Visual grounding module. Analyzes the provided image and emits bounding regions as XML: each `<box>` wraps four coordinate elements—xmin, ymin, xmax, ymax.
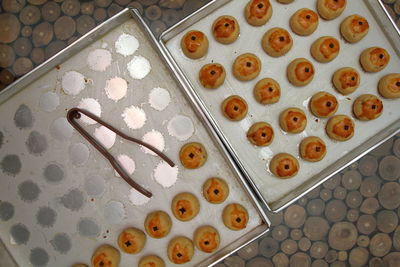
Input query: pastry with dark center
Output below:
<box><xmin>300</xmin><ymin>136</ymin><xmax>327</xmax><ymax>162</ymax></box>
<box><xmin>179</xmin><ymin>142</ymin><xmax>208</xmax><ymax>169</ymax></box>
<box><xmin>247</xmin><ymin>122</ymin><xmax>274</xmax><ymax>146</ymax></box>
<box><xmin>138</xmin><ymin>255</ymin><xmax>165</xmax><ymax>267</ymax></box>
<box><xmin>290</xmin><ymin>8</ymin><xmax>319</xmax><ymax>36</ymax></box>
<box><xmin>193</xmin><ymin>226</ymin><xmax>220</xmax><ymax>253</ymax></box>
<box><xmin>253</xmin><ymin>78</ymin><xmax>281</xmax><ymax>104</ymax></box>
<box><xmin>326</xmin><ymin>115</ymin><xmax>355</xmax><ymax>141</ymax></box>
<box><xmin>117</xmin><ymin>227</ymin><xmax>146</xmax><ymax>254</ymax></box>
<box><xmin>360</xmin><ymin>47</ymin><xmax>390</xmax><ymax>72</ymax></box>
<box><xmin>181</xmin><ymin>30</ymin><xmax>209</xmax><ymax>59</ymax></box>
<box><xmin>233</xmin><ymin>53</ymin><xmax>261</xmax><ymax>81</ymax></box>
<box><xmin>144</xmin><ymin>211</ymin><xmax>172</xmax><ymax>239</ymax></box>
<box><xmin>317</xmin><ymin>0</ymin><xmax>347</xmax><ymax>20</ymax></box>
<box><xmin>340</xmin><ymin>14</ymin><xmax>369</xmax><ymax>43</ymax></box>
<box><xmin>332</xmin><ymin>67</ymin><xmax>360</xmax><ymax>95</ymax></box>
<box><xmin>353</xmin><ymin>94</ymin><xmax>383</xmax><ymax>121</ymax></box>
<box><xmin>378</xmin><ymin>73</ymin><xmax>400</xmax><ymax>99</ymax></box>
<box><xmin>269</xmin><ymin>153</ymin><xmax>299</xmax><ymax>178</ymax></box>
<box><xmin>279</xmin><ymin>107</ymin><xmax>307</xmax><ymax>133</ymax></box>
<box><xmin>198</xmin><ymin>63</ymin><xmax>226</xmax><ymax>89</ymax></box>
<box><xmin>287</xmin><ymin>58</ymin><xmax>315</xmax><ymax>86</ymax></box>
<box><xmin>203</xmin><ymin>177</ymin><xmax>229</xmax><ymax>204</ymax></box>
<box><xmin>167</xmin><ymin>236</ymin><xmax>194</xmax><ymax>264</ymax></box>
<box><xmin>91</xmin><ymin>244</ymin><xmax>120</xmax><ymax>267</ymax></box>
<box><xmin>171</xmin><ymin>192</ymin><xmax>200</xmax><ymax>221</ymax></box>
<box><xmin>221</xmin><ymin>95</ymin><xmax>248</xmax><ymax>121</ymax></box>
<box><xmin>262</xmin><ymin>27</ymin><xmax>293</xmax><ymax>57</ymax></box>
<box><xmin>212</xmin><ymin>15</ymin><xmax>240</xmax><ymax>44</ymax></box>
<box><xmin>311</xmin><ymin>36</ymin><xmax>340</xmax><ymax>63</ymax></box>
<box><xmin>222</xmin><ymin>203</ymin><xmax>249</xmax><ymax>230</ymax></box>
<box><xmin>245</xmin><ymin>0</ymin><xmax>273</xmax><ymax>26</ymax></box>
<box><xmin>310</xmin><ymin>91</ymin><xmax>339</xmax><ymax>118</ymax></box>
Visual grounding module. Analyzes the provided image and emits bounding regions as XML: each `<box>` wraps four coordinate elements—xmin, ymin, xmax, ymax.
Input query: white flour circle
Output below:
<box><xmin>128</xmin><ymin>188</ymin><xmax>151</xmax><ymax>206</ymax></box>
<box><xmin>141</xmin><ymin>130</ymin><xmax>165</xmax><ymax>156</ymax></box>
<box><xmin>77</xmin><ymin>98</ymin><xmax>102</xmax><ymax>125</ymax></box>
<box><xmin>87</xmin><ymin>49</ymin><xmax>112</xmax><ymax>72</ymax></box>
<box><xmin>122</xmin><ymin>106</ymin><xmax>146</xmax><ymax>130</ymax></box>
<box><xmin>127</xmin><ymin>56</ymin><xmax>151</xmax><ymax>79</ymax></box>
<box><xmin>167</xmin><ymin>115</ymin><xmax>194</xmax><ymax>141</ymax></box>
<box><xmin>62</xmin><ymin>71</ymin><xmax>85</xmax><ymax>96</ymax></box>
<box><xmin>115</xmin><ymin>33</ymin><xmax>139</xmax><ymax>56</ymax></box>
<box><xmin>149</xmin><ymin>87</ymin><xmax>171</xmax><ymax>111</ymax></box>
<box><xmin>93</xmin><ymin>126</ymin><xmax>116</xmax><ymax>149</ymax></box>
<box><xmin>104</xmin><ymin>77</ymin><xmax>127</xmax><ymax>102</ymax></box>
<box><xmin>115</xmin><ymin>154</ymin><xmax>135</xmax><ymax>177</ymax></box>
<box><xmin>153</xmin><ymin>161</ymin><xmax>178</xmax><ymax>188</ymax></box>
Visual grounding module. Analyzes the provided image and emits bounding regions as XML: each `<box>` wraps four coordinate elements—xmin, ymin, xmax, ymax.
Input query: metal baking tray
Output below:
<box><xmin>0</xmin><ymin>9</ymin><xmax>269</xmax><ymax>267</ymax></box>
<box><xmin>159</xmin><ymin>0</ymin><xmax>400</xmax><ymax>212</ymax></box>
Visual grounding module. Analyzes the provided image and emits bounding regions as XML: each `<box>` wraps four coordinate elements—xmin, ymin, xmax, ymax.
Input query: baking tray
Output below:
<box><xmin>0</xmin><ymin>9</ymin><xmax>269</xmax><ymax>267</ymax></box>
<box><xmin>159</xmin><ymin>0</ymin><xmax>400</xmax><ymax>212</ymax></box>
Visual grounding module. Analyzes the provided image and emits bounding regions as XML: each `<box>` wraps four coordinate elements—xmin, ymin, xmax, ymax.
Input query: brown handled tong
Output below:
<box><xmin>67</xmin><ymin>107</ymin><xmax>175</xmax><ymax>198</ymax></box>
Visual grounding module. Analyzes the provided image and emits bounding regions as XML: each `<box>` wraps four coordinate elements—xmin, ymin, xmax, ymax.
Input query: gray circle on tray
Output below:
<box><xmin>18</xmin><ymin>180</ymin><xmax>41</xmax><ymax>202</ymax></box>
<box><xmin>60</xmin><ymin>188</ymin><xmax>85</xmax><ymax>211</ymax></box>
<box><xmin>29</xmin><ymin>247</ymin><xmax>49</xmax><ymax>266</ymax></box>
<box><xmin>43</xmin><ymin>162</ymin><xmax>65</xmax><ymax>184</ymax></box>
<box><xmin>36</xmin><ymin>207</ymin><xmax>57</xmax><ymax>228</ymax></box>
<box><xmin>50</xmin><ymin>233</ymin><xmax>72</xmax><ymax>254</ymax></box>
<box><xmin>0</xmin><ymin>201</ymin><xmax>14</xmax><ymax>221</ymax></box>
<box><xmin>14</xmin><ymin>104</ymin><xmax>33</xmax><ymax>129</ymax></box>
<box><xmin>26</xmin><ymin>131</ymin><xmax>48</xmax><ymax>155</ymax></box>
<box><xmin>77</xmin><ymin>217</ymin><xmax>101</xmax><ymax>237</ymax></box>
<box><xmin>10</xmin><ymin>223</ymin><xmax>30</xmax><ymax>245</ymax></box>
<box><xmin>1</xmin><ymin>154</ymin><xmax>21</xmax><ymax>176</ymax></box>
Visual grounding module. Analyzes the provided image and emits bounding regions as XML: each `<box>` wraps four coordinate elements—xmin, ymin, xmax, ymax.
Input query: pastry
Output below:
<box><xmin>179</xmin><ymin>142</ymin><xmax>207</xmax><ymax>169</ymax></box>
<box><xmin>171</xmin><ymin>192</ymin><xmax>200</xmax><ymax>221</ymax></box>
<box><xmin>309</xmin><ymin>91</ymin><xmax>339</xmax><ymax>118</ymax></box>
<box><xmin>287</xmin><ymin>58</ymin><xmax>315</xmax><ymax>86</ymax></box>
<box><xmin>360</xmin><ymin>47</ymin><xmax>390</xmax><ymax>72</ymax></box>
<box><xmin>326</xmin><ymin>115</ymin><xmax>355</xmax><ymax>141</ymax></box>
<box><xmin>300</xmin><ymin>136</ymin><xmax>327</xmax><ymax>162</ymax></box>
<box><xmin>279</xmin><ymin>108</ymin><xmax>307</xmax><ymax>133</ymax></box>
<box><xmin>91</xmin><ymin>245</ymin><xmax>120</xmax><ymax>267</ymax></box>
<box><xmin>378</xmin><ymin>73</ymin><xmax>400</xmax><ymax>99</ymax></box>
<box><xmin>262</xmin><ymin>27</ymin><xmax>293</xmax><ymax>57</ymax></box>
<box><xmin>117</xmin><ymin>227</ymin><xmax>146</xmax><ymax>254</ymax></box>
<box><xmin>199</xmin><ymin>63</ymin><xmax>226</xmax><ymax>89</ymax></box>
<box><xmin>246</xmin><ymin>122</ymin><xmax>274</xmax><ymax>146</ymax></box>
<box><xmin>253</xmin><ymin>78</ymin><xmax>281</xmax><ymax>104</ymax></box>
<box><xmin>144</xmin><ymin>211</ymin><xmax>172</xmax><ymax>239</ymax></box>
<box><xmin>311</xmin><ymin>36</ymin><xmax>340</xmax><ymax>63</ymax></box>
<box><xmin>138</xmin><ymin>255</ymin><xmax>165</xmax><ymax>267</ymax></box>
<box><xmin>193</xmin><ymin>226</ymin><xmax>220</xmax><ymax>253</ymax></box>
<box><xmin>245</xmin><ymin>0</ymin><xmax>273</xmax><ymax>26</ymax></box>
<box><xmin>181</xmin><ymin>30</ymin><xmax>209</xmax><ymax>59</ymax></box>
<box><xmin>290</xmin><ymin>8</ymin><xmax>319</xmax><ymax>36</ymax></box>
<box><xmin>317</xmin><ymin>0</ymin><xmax>347</xmax><ymax>20</ymax></box>
<box><xmin>167</xmin><ymin>236</ymin><xmax>194</xmax><ymax>264</ymax></box>
<box><xmin>332</xmin><ymin>67</ymin><xmax>360</xmax><ymax>95</ymax></box>
<box><xmin>353</xmin><ymin>94</ymin><xmax>383</xmax><ymax>121</ymax></box>
<box><xmin>277</xmin><ymin>0</ymin><xmax>294</xmax><ymax>3</ymax></box>
<box><xmin>269</xmin><ymin>153</ymin><xmax>299</xmax><ymax>178</ymax></box>
<box><xmin>212</xmin><ymin>15</ymin><xmax>240</xmax><ymax>44</ymax></box>
<box><xmin>221</xmin><ymin>95</ymin><xmax>248</xmax><ymax>121</ymax></box>
<box><xmin>340</xmin><ymin>15</ymin><xmax>369</xmax><ymax>43</ymax></box>
<box><xmin>203</xmin><ymin>177</ymin><xmax>229</xmax><ymax>204</ymax></box>
<box><xmin>233</xmin><ymin>53</ymin><xmax>261</xmax><ymax>81</ymax></box>
<box><xmin>222</xmin><ymin>203</ymin><xmax>249</xmax><ymax>230</ymax></box>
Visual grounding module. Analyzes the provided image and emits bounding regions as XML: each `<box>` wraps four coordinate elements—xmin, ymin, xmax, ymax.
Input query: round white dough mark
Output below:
<box><xmin>77</xmin><ymin>98</ymin><xmax>102</xmax><ymax>125</ymax></box>
<box><xmin>129</xmin><ymin>188</ymin><xmax>151</xmax><ymax>206</ymax></box>
<box><xmin>104</xmin><ymin>77</ymin><xmax>127</xmax><ymax>102</ymax></box>
<box><xmin>104</xmin><ymin>201</ymin><xmax>126</xmax><ymax>224</ymax></box>
<box><xmin>122</xmin><ymin>105</ymin><xmax>146</xmax><ymax>130</ymax></box>
<box><xmin>39</xmin><ymin>92</ymin><xmax>59</xmax><ymax>112</ymax></box>
<box><xmin>93</xmin><ymin>126</ymin><xmax>116</xmax><ymax>149</ymax></box>
<box><xmin>50</xmin><ymin>117</ymin><xmax>74</xmax><ymax>141</ymax></box>
<box><xmin>84</xmin><ymin>174</ymin><xmax>105</xmax><ymax>196</ymax></box>
<box><xmin>115</xmin><ymin>33</ymin><xmax>139</xmax><ymax>57</ymax></box>
<box><xmin>167</xmin><ymin>115</ymin><xmax>195</xmax><ymax>141</ymax></box>
<box><xmin>62</xmin><ymin>71</ymin><xmax>86</xmax><ymax>96</ymax></box>
<box><xmin>115</xmin><ymin>154</ymin><xmax>135</xmax><ymax>177</ymax></box>
<box><xmin>141</xmin><ymin>130</ymin><xmax>165</xmax><ymax>156</ymax></box>
<box><xmin>127</xmin><ymin>55</ymin><xmax>151</xmax><ymax>79</ymax></box>
<box><xmin>149</xmin><ymin>87</ymin><xmax>171</xmax><ymax>111</ymax></box>
<box><xmin>69</xmin><ymin>143</ymin><xmax>90</xmax><ymax>166</ymax></box>
<box><xmin>153</xmin><ymin>161</ymin><xmax>178</xmax><ymax>188</ymax></box>
<box><xmin>87</xmin><ymin>49</ymin><xmax>112</xmax><ymax>72</ymax></box>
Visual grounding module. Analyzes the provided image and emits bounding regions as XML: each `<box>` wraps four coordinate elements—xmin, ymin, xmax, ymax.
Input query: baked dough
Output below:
<box><xmin>290</xmin><ymin>8</ymin><xmax>319</xmax><ymax>36</ymax></box>
<box><xmin>360</xmin><ymin>47</ymin><xmax>390</xmax><ymax>72</ymax></box>
<box><xmin>171</xmin><ymin>192</ymin><xmax>200</xmax><ymax>221</ymax></box>
<box><xmin>340</xmin><ymin>14</ymin><xmax>369</xmax><ymax>43</ymax></box>
<box><xmin>138</xmin><ymin>255</ymin><xmax>165</xmax><ymax>267</ymax></box>
<box><xmin>91</xmin><ymin>245</ymin><xmax>120</xmax><ymax>267</ymax></box>
<box><xmin>269</xmin><ymin>153</ymin><xmax>299</xmax><ymax>178</ymax></box>
<box><xmin>117</xmin><ymin>227</ymin><xmax>146</xmax><ymax>254</ymax></box>
<box><xmin>309</xmin><ymin>91</ymin><xmax>339</xmax><ymax>118</ymax></box>
<box><xmin>246</xmin><ymin>122</ymin><xmax>274</xmax><ymax>146</ymax></box>
<box><xmin>332</xmin><ymin>67</ymin><xmax>360</xmax><ymax>95</ymax></box>
<box><xmin>212</xmin><ymin>15</ymin><xmax>240</xmax><ymax>44</ymax></box>
<box><xmin>144</xmin><ymin>211</ymin><xmax>172</xmax><ymax>239</ymax></box>
<box><xmin>221</xmin><ymin>95</ymin><xmax>248</xmax><ymax>121</ymax></box>
<box><xmin>222</xmin><ymin>203</ymin><xmax>249</xmax><ymax>230</ymax></box>
<box><xmin>203</xmin><ymin>177</ymin><xmax>229</xmax><ymax>204</ymax></box>
<box><xmin>311</xmin><ymin>36</ymin><xmax>340</xmax><ymax>63</ymax></box>
<box><xmin>245</xmin><ymin>0</ymin><xmax>273</xmax><ymax>26</ymax></box>
<box><xmin>167</xmin><ymin>237</ymin><xmax>194</xmax><ymax>264</ymax></box>
<box><xmin>317</xmin><ymin>0</ymin><xmax>347</xmax><ymax>20</ymax></box>
<box><xmin>253</xmin><ymin>78</ymin><xmax>281</xmax><ymax>104</ymax></box>
<box><xmin>199</xmin><ymin>63</ymin><xmax>226</xmax><ymax>89</ymax></box>
<box><xmin>300</xmin><ymin>136</ymin><xmax>327</xmax><ymax>162</ymax></box>
<box><xmin>326</xmin><ymin>115</ymin><xmax>355</xmax><ymax>141</ymax></box>
<box><xmin>378</xmin><ymin>73</ymin><xmax>400</xmax><ymax>99</ymax></box>
<box><xmin>287</xmin><ymin>58</ymin><xmax>315</xmax><ymax>86</ymax></box>
<box><xmin>179</xmin><ymin>142</ymin><xmax>207</xmax><ymax>169</ymax></box>
<box><xmin>262</xmin><ymin>27</ymin><xmax>293</xmax><ymax>57</ymax></box>
<box><xmin>193</xmin><ymin>226</ymin><xmax>220</xmax><ymax>253</ymax></box>
<box><xmin>353</xmin><ymin>94</ymin><xmax>383</xmax><ymax>121</ymax></box>
<box><xmin>279</xmin><ymin>107</ymin><xmax>307</xmax><ymax>133</ymax></box>
<box><xmin>233</xmin><ymin>53</ymin><xmax>261</xmax><ymax>81</ymax></box>
<box><xmin>181</xmin><ymin>30</ymin><xmax>209</xmax><ymax>59</ymax></box>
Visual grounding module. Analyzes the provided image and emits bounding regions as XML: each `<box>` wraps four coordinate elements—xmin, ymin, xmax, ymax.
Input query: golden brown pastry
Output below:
<box><xmin>340</xmin><ymin>15</ymin><xmax>369</xmax><ymax>43</ymax></box>
<box><xmin>167</xmin><ymin>237</ymin><xmax>194</xmax><ymax>264</ymax></box>
<box><xmin>378</xmin><ymin>73</ymin><xmax>400</xmax><ymax>99</ymax></box>
<box><xmin>180</xmin><ymin>30</ymin><xmax>209</xmax><ymax>59</ymax></box>
<box><xmin>332</xmin><ymin>67</ymin><xmax>360</xmax><ymax>95</ymax></box>
<box><xmin>233</xmin><ymin>53</ymin><xmax>261</xmax><ymax>81</ymax></box>
<box><xmin>144</xmin><ymin>211</ymin><xmax>172</xmax><ymax>239</ymax></box>
<box><xmin>309</xmin><ymin>91</ymin><xmax>339</xmax><ymax>118</ymax></box>
<box><xmin>326</xmin><ymin>115</ymin><xmax>355</xmax><ymax>141</ymax></box>
<box><xmin>262</xmin><ymin>27</ymin><xmax>293</xmax><ymax>57</ymax></box>
<box><xmin>317</xmin><ymin>0</ymin><xmax>347</xmax><ymax>20</ymax></box>
<box><xmin>353</xmin><ymin>94</ymin><xmax>383</xmax><ymax>121</ymax></box>
<box><xmin>245</xmin><ymin>0</ymin><xmax>273</xmax><ymax>26</ymax></box>
<box><xmin>360</xmin><ymin>47</ymin><xmax>390</xmax><ymax>73</ymax></box>
<box><xmin>269</xmin><ymin>153</ymin><xmax>299</xmax><ymax>178</ymax></box>
<box><xmin>290</xmin><ymin>8</ymin><xmax>319</xmax><ymax>36</ymax></box>
<box><xmin>199</xmin><ymin>63</ymin><xmax>226</xmax><ymax>89</ymax></box>
<box><xmin>212</xmin><ymin>15</ymin><xmax>240</xmax><ymax>44</ymax></box>
<box><xmin>138</xmin><ymin>255</ymin><xmax>165</xmax><ymax>267</ymax></box>
<box><xmin>171</xmin><ymin>192</ymin><xmax>200</xmax><ymax>221</ymax></box>
<box><xmin>246</xmin><ymin>122</ymin><xmax>274</xmax><ymax>146</ymax></box>
<box><xmin>193</xmin><ymin>226</ymin><xmax>220</xmax><ymax>253</ymax></box>
<box><xmin>300</xmin><ymin>136</ymin><xmax>327</xmax><ymax>162</ymax></box>
<box><xmin>221</xmin><ymin>95</ymin><xmax>248</xmax><ymax>121</ymax></box>
<box><xmin>203</xmin><ymin>177</ymin><xmax>229</xmax><ymax>204</ymax></box>
<box><xmin>287</xmin><ymin>58</ymin><xmax>315</xmax><ymax>86</ymax></box>
<box><xmin>253</xmin><ymin>78</ymin><xmax>281</xmax><ymax>104</ymax></box>
<box><xmin>91</xmin><ymin>245</ymin><xmax>120</xmax><ymax>267</ymax></box>
<box><xmin>117</xmin><ymin>227</ymin><xmax>146</xmax><ymax>254</ymax></box>
<box><xmin>279</xmin><ymin>108</ymin><xmax>307</xmax><ymax>133</ymax></box>
<box><xmin>311</xmin><ymin>36</ymin><xmax>340</xmax><ymax>63</ymax></box>
<box><xmin>179</xmin><ymin>142</ymin><xmax>207</xmax><ymax>169</ymax></box>
<box><xmin>222</xmin><ymin>203</ymin><xmax>249</xmax><ymax>230</ymax></box>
